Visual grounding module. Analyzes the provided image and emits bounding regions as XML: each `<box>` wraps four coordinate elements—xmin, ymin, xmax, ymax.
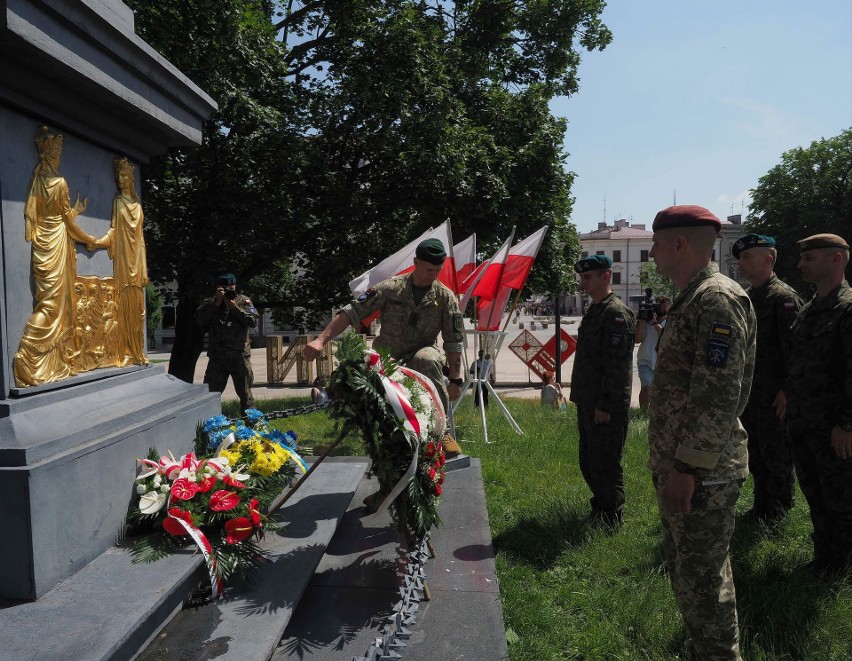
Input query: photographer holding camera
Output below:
<box><xmin>635</xmin><ymin>289</ymin><xmax>672</xmax><ymax>411</ymax></box>
<box><xmin>196</xmin><ymin>273</ymin><xmax>259</xmax><ymax>413</ymax></box>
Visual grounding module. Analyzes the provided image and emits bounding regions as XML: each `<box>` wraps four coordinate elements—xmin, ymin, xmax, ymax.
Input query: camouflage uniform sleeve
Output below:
<box><xmin>597</xmin><ymin>305</ymin><xmax>635</xmax><ymax>413</ymax></box>
<box><xmin>342</xmin><ymin>285</ymin><xmax>388</xmax><ymax>328</ymax></box>
<box><xmin>195</xmin><ymin>299</ymin><xmax>218</xmax><ymax>326</ymax></box>
<box><xmin>776</xmin><ymin>288</ymin><xmax>803</xmax><ymax>377</ymax></box>
<box><xmin>440</xmin><ymin>289</ymin><xmax>464</xmax><ymax>354</ymax></box>
<box><xmin>234</xmin><ymin>296</ymin><xmax>258</xmax><ymax>328</ymax></box>
<box><xmin>673</xmin><ymin>290</ymin><xmax>755</xmax><ymax>469</ymax></box>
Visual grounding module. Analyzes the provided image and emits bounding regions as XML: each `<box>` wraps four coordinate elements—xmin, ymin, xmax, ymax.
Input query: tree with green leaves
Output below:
<box><xmin>639</xmin><ymin>261</ymin><xmax>677</xmax><ymax>298</ymax></box>
<box><xmin>747</xmin><ymin>129</ymin><xmax>852</xmax><ymax>292</ymax></box>
<box><xmin>128</xmin><ymin>0</ymin><xmax>611</xmax><ymax>380</ymax></box>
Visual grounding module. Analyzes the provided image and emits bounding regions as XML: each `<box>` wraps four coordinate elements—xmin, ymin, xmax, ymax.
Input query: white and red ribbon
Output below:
<box><xmin>364</xmin><ymin>351</ymin><xmax>421</xmax><ymax>437</ymax></box>
<box><xmin>167</xmin><ymin>500</ymin><xmax>223</xmax><ymax>600</ymax></box>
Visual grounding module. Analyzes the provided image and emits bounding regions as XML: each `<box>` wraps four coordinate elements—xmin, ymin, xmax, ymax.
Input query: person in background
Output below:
<box><xmin>733</xmin><ymin>233</ymin><xmax>803</xmax><ymax>524</ymax></box>
<box><xmin>569</xmin><ymin>254</ymin><xmax>635</xmax><ymax>530</ymax></box>
<box><xmin>634</xmin><ymin>294</ymin><xmax>672</xmax><ymax>411</ymax></box>
<box><xmin>470</xmin><ymin>349</ymin><xmax>490</xmax><ymax>408</ymax></box>
<box><xmin>540</xmin><ymin>370</ymin><xmax>563</xmax><ymax>408</ymax></box>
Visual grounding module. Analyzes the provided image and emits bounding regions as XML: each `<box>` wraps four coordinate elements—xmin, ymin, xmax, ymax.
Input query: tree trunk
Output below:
<box><xmin>167</xmin><ymin>287</ymin><xmax>205</xmax><ymax>383</ymax></box>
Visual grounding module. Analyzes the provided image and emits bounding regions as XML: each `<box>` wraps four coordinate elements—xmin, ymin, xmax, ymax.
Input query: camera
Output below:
<box><xmin>638</xmin><ymin>288</ymin><xmax>664</xmax><ymax>322</ymax></box>
<box><xmin>224</xmin><ymin>288</ymin><xmax>237</xmax><ymax>301</ymax></box>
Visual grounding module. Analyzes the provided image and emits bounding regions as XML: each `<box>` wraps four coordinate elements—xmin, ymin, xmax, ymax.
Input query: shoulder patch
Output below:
<box><xmin>783</xmin><ymin>300</ymin><xmax>796</xmax><ymax>311</ymax></box>
<box><xmin>610</xmin><ymin>332</ymin><xmax>624</xmax><ymax>348</ymax></box>
<box><xmin>613</xmin><ymin>314</ymin><xmax>625</xmax><ymax>325</ymax></box>
<box><xmin>710</xmin><ymin>322</ymin><xmax>732</xmax><ymax>338</ymax></box>
<box><xmin>357</xmin><ymin>288</ymin><xmax>377</xmax><ymax>303</ymax></box>
<box><xmin>706</xmin><ymin>339</ymin><xmax>730</xmax><ymax>367</ymax></box>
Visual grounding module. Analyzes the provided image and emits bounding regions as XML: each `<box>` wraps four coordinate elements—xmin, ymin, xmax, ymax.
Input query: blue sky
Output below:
<box><xmin>552</xmin><ymin>1</ymin><xmax>852</xmax><ymax>233</ymax></box>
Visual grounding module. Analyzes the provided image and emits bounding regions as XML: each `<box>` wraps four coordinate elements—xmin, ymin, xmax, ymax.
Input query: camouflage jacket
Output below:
<box><xmin>196</xmin><ymin>293</ymin><xmax>258</xmax><ymax>358</ymax></box>
<box><xmin>785</xmin><ymin>280</ymin><xmax>852</xmax><ymax>431</ymax></box>
<box><xmin>746</xmin><ymin>274</ymin><xmax>803</xmax><ymax>404</ymax></box>
<box><xmin>649</xmin><ymin>264</ymin><xmax>756</xmax><ymax>483</ymax></box>
<box><xmin>343</xmin><ymin>274</ymin><xmax>464</xmax><ymax>361</ymax></box>
<box><xmin>569</xmin><ymin>292</ymin><xmax>635</xmax><ymax>414</ymax></box>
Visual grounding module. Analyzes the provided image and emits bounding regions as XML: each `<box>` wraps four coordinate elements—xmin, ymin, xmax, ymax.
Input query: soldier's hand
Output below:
<box><xmin>830</xmin><ymin>425</ymin><xmax>852</xmax><ymax>459</ymax></box>
<box><xmin>304</xmin><ymin>338</ymin><xmax>324</xmax><ymax>361</ymax></box>
<box><xmin>448</xmin><ymin>382</ymin><xmax>461</xmax><ymax>401</ymax></box>
<box><xmin>214</xmin><ymin>287</ymin><xmax>225</xmax><ymax>304</ymax></box>
<box><xmin>773</xmin><ymin>389</ymin><xmax>787</xmax><ymax>420</ymax></box>
<box><xmin>594</xmin><ymin>408</ymin><xmax>610</xmax><ymax>425</ymax></box>
<box><xmin>662</xmin><ymin>470</ymin><xmax>694</xmax><ymax>513</ymax></box>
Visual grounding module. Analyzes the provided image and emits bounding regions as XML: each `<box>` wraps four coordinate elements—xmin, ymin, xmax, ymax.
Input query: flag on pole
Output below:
<box><xmin>471</xmin><ymin>229</ymin><xmax>515</xmax><ymax>301</ymax></box>
<box><xmin>452</xmin><ymin>234</ymin><xmax>476</xmax><ymax>293</ymax></box>
<box><xmin>476</xmin><ymin>226</ymin><xmax>548</xmax><ymax>331</ymax></box>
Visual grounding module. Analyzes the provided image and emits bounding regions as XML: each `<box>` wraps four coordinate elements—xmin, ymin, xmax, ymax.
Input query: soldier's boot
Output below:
<box><xmin>442</xmin><ymin>432</ymin><xmax>462</xmax><ymax>458</ymax></box>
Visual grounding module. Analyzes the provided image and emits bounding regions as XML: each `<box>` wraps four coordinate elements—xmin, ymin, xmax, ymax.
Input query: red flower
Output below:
<box><xmin>209</xmin><ymin>490</ymin><xmax>240</xmax><ymax>512</ymax></box>
<box><xmin>196</xmin><ymin>475</ymin><xmax>217</xmax><ymax>493</ymax></box>
<box><xmin>248</xmin><ymin>498</ymin><xmax>262</xmax><ymax>527</ymax></box>
<box><xmin>429</xmin><ymin>466</ymin><xmax>437</xmax><ymax>481</ymax></box>
<box><xmin>438</xmin><ymin>472</ymin><xmax>445</xmax><ymax>484</ymax></box>
<box><xmin>162</xmin><ymin>508</ymin><xmax>193</xmax><ymax>536</ymax></box>
<box><xmin>426</xmin><ymin>442</ymin><xmax>436</xmax><ymax>457</ymax></box>
<box><xmin>224</xmin><ymin>517</ymin><xmax>253</xmax><ymax>544</ymax></box>
<box><xmin>223</xmin><ymin>475</ymin><xmax>245</xmax><ymax>489</ymax></box>
<box><xmin>434</xmin><ymin>484</ymin><xmax>442</xmax><ymax>496</ymax></box>
<box><xmin>171</xmin><ymin>477</ymin><xmax>199</xmax><ymax>500</ymax></box>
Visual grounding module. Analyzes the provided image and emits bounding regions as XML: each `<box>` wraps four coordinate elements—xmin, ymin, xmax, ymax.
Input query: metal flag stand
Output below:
<box><xmin>451</xmin><ymin>329</ymin><xmax>523</xmax><ymax>443</ymax></box>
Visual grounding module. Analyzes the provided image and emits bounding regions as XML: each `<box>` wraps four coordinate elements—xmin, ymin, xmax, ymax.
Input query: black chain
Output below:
<box><xmin>230</xmin><ymin>401</ymin><xmax>332</xmax><ymax>425</ymax></box>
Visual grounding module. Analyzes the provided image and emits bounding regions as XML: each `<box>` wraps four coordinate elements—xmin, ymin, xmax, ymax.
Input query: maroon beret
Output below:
<box><xmin>652</xmin><ymin>205</ymin><xmax>722</xmax><ymax>232</ymax></box>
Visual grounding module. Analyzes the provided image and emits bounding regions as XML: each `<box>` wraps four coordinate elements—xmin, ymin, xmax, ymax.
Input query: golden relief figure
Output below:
<box><xmin>92</xmin><ymin>157</ymin><xmax>148</xmax><ymax>366</ymax></box>
<box><xmin>13</xmin><ymin>126</ymin><xmax>96</xmax><ymax>386</ymax></box>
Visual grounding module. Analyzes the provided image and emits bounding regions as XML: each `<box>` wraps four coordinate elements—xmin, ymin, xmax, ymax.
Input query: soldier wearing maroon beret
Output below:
<box><xmin>648</xmin><ymin>205</ymin><xmax>756</xmax><ymax>660</ymax></box>
<box><xmin>781</xmin><ymin>232</ymin><xmax>852</xmax><ymax>577</ymax></box>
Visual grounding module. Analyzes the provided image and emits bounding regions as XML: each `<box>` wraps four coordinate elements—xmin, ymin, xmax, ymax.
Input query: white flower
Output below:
<box><xmin>139</xmin><ymin>491</ymin><xmax>167</xmax><ymax>514</ymax></box>
<box><xmin>136</xmin><ymin>483</ymin><xmax>147</xmax><ymax>495</ymax></box>
<box><xmin>160</xmin><ymin>484</ymin><xmax>170</xmax><ymax>494</ymax></box>
<box><xmin>153</xmin><ymin>475</ymin><xmax>162</xmax><ymax>487</ymax></box>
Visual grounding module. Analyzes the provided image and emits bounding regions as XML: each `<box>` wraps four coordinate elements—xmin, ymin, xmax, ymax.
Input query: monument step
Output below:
<box><xmin>0</xmin><ymin>457</ymin><xmax>369</xmax><ymax>661</ymax></box>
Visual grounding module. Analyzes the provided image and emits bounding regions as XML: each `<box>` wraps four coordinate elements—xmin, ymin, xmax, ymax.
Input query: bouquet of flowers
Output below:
<box><xmin>328</xmin><ymin>332</ymin><xmax>447</xmax><ymax>542</ymax></box>
<box><xmin>125</xmin><ymin>410</ymin><xmax>305</xmax><ymax>597</ymax></box>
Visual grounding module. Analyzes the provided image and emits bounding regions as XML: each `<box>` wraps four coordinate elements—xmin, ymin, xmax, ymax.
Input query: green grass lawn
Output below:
<box><xmin>236</xmin><ymin>396</ymin><xmax>852</xmax><ymax>660</ymax></box>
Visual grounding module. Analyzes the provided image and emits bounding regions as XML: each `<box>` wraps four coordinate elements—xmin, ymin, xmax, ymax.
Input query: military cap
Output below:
<box><xmin>652</xmin><ymin>205</ymin><xmax>722</xmax><ymax>232</ymax></box>
<box><xmin>574</xmin><ymin>254</ymin><xmax>613</xmax><ymax>273</ymax></box>
<box><xmin>797</xmin><ymin>233</ymin><xmax>850</xmax><ymax>252</ymax></box>
<box><xmin>216</xmin><ymin>273</ymin><xmax>237</xmax><ymax>285</ymax></box>
<box><xmin>415</xmin><ymin>238</ymin><xmax>447</xmax><ymax>264</ymax></box>
<box><xmin>732</xmin><ymin>233</ymin><xmax>776</xmax><ymax>258</ymax></box>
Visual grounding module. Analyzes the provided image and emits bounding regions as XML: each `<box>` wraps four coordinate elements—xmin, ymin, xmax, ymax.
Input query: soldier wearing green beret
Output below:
<box><xmin>781</xmin><ymin>233</ymin><xmax>852</xmax><ymax>576</ymax></box>
<box><xmin>733</xmin><ymin>233</ymin><xmax>803</xmax><ymax>523</ymax></box>
<box><xmin>569</xmin><ymin>254</ymin><xmax>635</xmax><ymax>529</ymax></box>
<box><xmin>649</xmin><ymin>205</ymin><xmax>756</xmax><ymax>661</ymax></box>
<box><xmin>196</xmin><ymin>273</ymin><xmax>259</xmax><ymax>413</ymax></box>
<box><xmin>305</xmin><ymin>239</ymin><xmax>465</xmax><ymax>455</ymax></box>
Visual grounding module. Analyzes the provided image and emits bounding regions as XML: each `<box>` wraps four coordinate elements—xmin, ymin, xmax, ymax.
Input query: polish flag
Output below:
<box><xmin>471</xmin><ymin>230</ymin><xmax>514</xmax><ymax>301</ymax></box>
<box><xmin>452</xmin><ymin>234</ymin><xmax>476</xmax><ymax>294</ymax></box>
<box><xmin>476</xmin><ymin>227</ymin><xmax>548</xmax><ymax>331</ymax></box>
<box><xmin>349</xmin><ymin>220</ymin><xmax>454</xmax><ymax>294</ymax></box>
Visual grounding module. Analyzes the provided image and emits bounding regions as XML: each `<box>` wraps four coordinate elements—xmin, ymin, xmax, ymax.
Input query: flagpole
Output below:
<box><xmin>501</xmin><ymin>289</ymin><xmax>524</xmax><ymax>332</ymax></box>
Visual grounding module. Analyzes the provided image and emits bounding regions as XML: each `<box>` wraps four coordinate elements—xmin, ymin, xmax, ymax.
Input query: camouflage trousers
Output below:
<box><xmin>403</xmin><ymin>346</ymin><xmax>449</xmax><ymax>412</ymax></box>
<box><xmin>656</xmin><ymin>477</ymin><xmax>743</xmax><ymax>661</ymax></box>
<box><xmin>576</xmin><ymin>406</ymin><xmax>628</xmax><ymax>516</ymax></box>
<box><xmin>788</xmin><ymin>422</ymin><xmax>852</xmax><ymax>571</ymax></box>
<box><xmin>741</xmin><ymin>401</ymin><xmax>796</xmax><ymax>517</ymax></box>
<box><xmin>204</xmin><ymin>352</ymin><xmax>255</xmax><ymax>413</ymax></box>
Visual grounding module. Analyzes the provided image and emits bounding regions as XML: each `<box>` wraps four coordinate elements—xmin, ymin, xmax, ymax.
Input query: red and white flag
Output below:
<box><xmin>476</xmin><ymin>226</ymin><xmax>548</xmax><ymax>331</ymax></box>
<box><xmin>471</xmin><ymin>229</ymin><xmax>514</xmax><ymax>302</ymax></box>
<box><xmin>349</xmin><ymin>221</ymin><xmax>455</xmax><ymax>294</ymax></box>
<box><xmin>452</xmin><ymin>234</ymin><xmax>476</xmax><ymax>294</ymax></box>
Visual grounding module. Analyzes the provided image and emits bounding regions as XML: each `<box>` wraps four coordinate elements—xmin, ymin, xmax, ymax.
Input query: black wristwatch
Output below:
<box><xmin>449</xmin><ymin>377</ymin><xmax>464</xmax><ymax>386</ymax></box>
<box><xmin>673</xmin><ymin>459</ymin><xmax>697</xmax><ymax>475</ymax></box>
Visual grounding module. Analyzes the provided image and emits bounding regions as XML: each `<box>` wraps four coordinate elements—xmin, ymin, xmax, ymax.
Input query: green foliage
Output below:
<box><xmin>127</xmin><ymin>0</ymin><xmax>612</xmax><ymax>373</ymax></box>
<box><xmin>638</xmin><ymin>261</ymin><xmax>678</xmax><ymax>298</ymax></box>
<box><xmin>747</xmin><ymin>129</ymin><xmax>852</xmax><ymax>291</ymax></box>
<box><xmin>144</xmin><ymin>284</ymin><xmax>163</xmax><ymax>345</ymax></box>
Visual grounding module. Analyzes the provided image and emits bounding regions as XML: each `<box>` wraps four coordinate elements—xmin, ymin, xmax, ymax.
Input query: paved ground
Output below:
<box><xmin>149</xmin><ymin>312</ymin><xmax>643</xmax><ymax>408</ymax></box>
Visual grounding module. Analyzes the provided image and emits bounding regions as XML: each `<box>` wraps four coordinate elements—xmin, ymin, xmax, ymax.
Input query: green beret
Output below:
<box><xmin>732</xmin><ymin>233</ymin><xmax>775</xmax><ymax>258</ymax></box>
<box><xmin>574</xmin><ymin>254</ymin><xmax>612</xmax><ymax>273</ymax></box>
<box><xmin>797</xmin><ymin>233</ymin><xmax>850</xmax><ymax>252</ymax></box>
<box><xmin>652</xmin><ymin>205</ymin><xmax>722</xmax><ymax>232</ymax></box>
<box><xmin>415</xmin><ymin>238</ymin><xmax>447</xmax><ymax>264</ymax></box>
<box><xmin>217</xmin><ymin>273</ymin><xmax>237</xmax><ymax>285</ymax></box>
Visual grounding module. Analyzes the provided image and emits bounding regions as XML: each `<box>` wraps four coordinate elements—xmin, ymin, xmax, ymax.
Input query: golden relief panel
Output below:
<box><xmin>13</xmin><ymin>127</ymin><xmax>148</xmax><ymax>388</ymax></box>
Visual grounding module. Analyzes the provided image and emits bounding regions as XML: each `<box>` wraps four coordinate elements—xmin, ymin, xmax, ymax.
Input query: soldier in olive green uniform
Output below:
<box><xmin>783</xmin><ymin>233</ymin><xmax>852</xmax><ymax>576</ymax></box>
<box><xmin>305</xmin><ymin>239</ymin><xmax>465</xmax><ymax>453</ymax></box>
<box><xmin>733</xmin><ymin>233</ymin><xmax>803</xmax><ymax>522</ymax></box>
<box><xmin>569</xmin><ymin>254</ymin><xmax>635</xmax><ymax>528</ymax></box>
<box><xmin>649</xmin><ymin>206</ymin><xmax>756</xmax><ymax>661</ymax></box>
<box><xmin>196</xmin><ymin>273</ymin><xmax>258</xmax><ymax>412</ymax></box>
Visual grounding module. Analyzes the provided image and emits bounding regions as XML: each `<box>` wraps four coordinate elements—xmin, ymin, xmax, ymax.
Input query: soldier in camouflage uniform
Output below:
<box><xmin>649</xmin><ymin>206</ymin><xmax>756</xmax><ymax>661</ymax></box>
<box><xmin>733</xmin><ymin>233</ymin><xmax>803</xmax><ymax>523</ymax></box>
<box><xmin>196</xmin><ymin>273</ymin><xmax>258</xmax><ymax>412</ymax></box>
<box><xmin>569</xmin><ymin>254</ymin><xmax>635</xmax><ymax>529</ymax></box>
<box><xmin>304</xmin><ymin>239</ymin><xmax>465</xmax><ymax>453</ymax></box>
<box><xmin>781</xmin><ymin>233</ymin><xmax>852</xmax><ymax>576</ymax></box>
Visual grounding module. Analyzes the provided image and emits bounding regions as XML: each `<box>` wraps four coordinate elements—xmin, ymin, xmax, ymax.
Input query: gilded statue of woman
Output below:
<box><xmin>93</xmin><ymin>157</ymin><xmax>149</xmax><ymax>366</ymax></box>
<box><xmin>13</xmin><ymin>126</ymin><xmax>96</xmax><ymax>386</ymax></box>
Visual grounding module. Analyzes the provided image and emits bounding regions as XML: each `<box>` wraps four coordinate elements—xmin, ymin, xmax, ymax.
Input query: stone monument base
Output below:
<box><xmin>0</xmin><ymin>366</ymin><xmax>220</xmax><ymax>600</ymax></box>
